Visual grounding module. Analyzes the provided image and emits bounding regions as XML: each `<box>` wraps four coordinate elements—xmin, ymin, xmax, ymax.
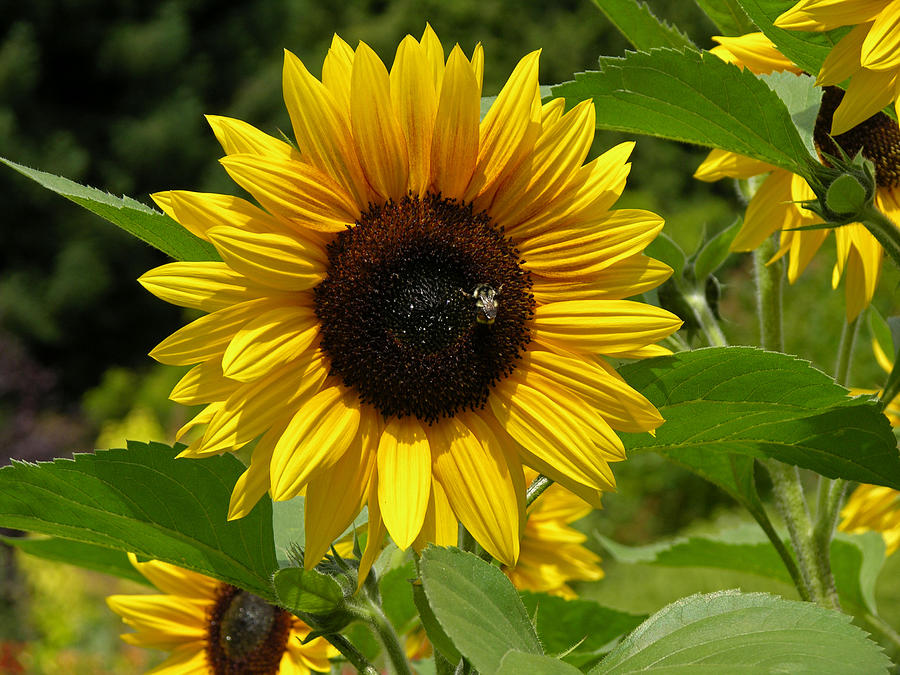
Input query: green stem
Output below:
<box><xmin>368</xmin><ymin>601</ymin><xmax>415</xmax><ymax>675</ymax></box>
<box><xmin>327</xmin><ymin>633</ymin><xmax>380</xmax><ymax>675</ymax></box>
<box><xmin>683</xmin><ymin>289</ymin><xmax>728</xmax><ymax>347</ymax></box>
<box><xmin>753</xmin><ymin>240</ymin><xmax>784</xmax><ymax>352</ymax></box>
<box><xmin>860</xmin><ymin>202</ymin><xmax>900</xmax><ymax>273</ymax></box>
<box><xmin>525</xmin><ymin>474</ymin><xmax>553</xmax><ymax>507</ymax></box>
<box><xmin>834</xmin><ymin>316</ymin><xmax>860</xmax><ymax>388</ymax></box>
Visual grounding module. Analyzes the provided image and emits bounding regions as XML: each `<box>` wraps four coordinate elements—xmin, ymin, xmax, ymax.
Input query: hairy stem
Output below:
<box><xmin>684</xmin><ymin>289</ymin><xmax>728</xmax><ymax>347</ymax></box>
<box><xmin>327</xmin><ymin>633</ymin><xmax>380</xmax><ymax>675</ymax></box>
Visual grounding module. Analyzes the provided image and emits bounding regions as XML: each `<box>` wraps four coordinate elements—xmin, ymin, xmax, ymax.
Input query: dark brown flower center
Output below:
<box><xmin>814</xmin><ymin>86</ymin><xmax>900</xmax><ymax>188</ymax></box>
<box><xmin>205</xmin><ymin>585</ymin><xmax>293</xmax><ymax>675</ymax></box>
<box><xmin>315</xmin><ymin>193</ymin><xmax>534</xmax><ymax>423</ymax></box>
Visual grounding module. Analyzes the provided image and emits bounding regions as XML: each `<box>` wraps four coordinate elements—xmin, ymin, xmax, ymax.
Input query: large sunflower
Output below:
<box><xmin>695</xmin><ymin>33</ymin><xmax>900</xmax><ymax>320</ymax></box>
<box><xmin>106</xmin><ymin>555</ymin><xmax>335</xmax><ymax>674</ymax></box>
<box><xmin>139</xmin><ymin>27</ymin><xmax>681</xmax><ymax>574</ymax></box>
<box><xmin>502</xmin><ymin>469</ymin><xmax>603</xmax><ymax>597</ymax></box>
<box><xmin>776</xmin><ymin>0</ymin><xmax>900</xmax><ymax>135</ymax></box>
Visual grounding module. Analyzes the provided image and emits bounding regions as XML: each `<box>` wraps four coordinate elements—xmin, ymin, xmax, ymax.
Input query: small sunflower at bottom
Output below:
<box><xmin>695</xmin><ymin>32</ymin><xmax>900</xmax><ymax>320</ymax></box>
<box><xmin>106</xmin><ymin>555</ymin><xmax>336</xmax><ymax>674</ymax></box>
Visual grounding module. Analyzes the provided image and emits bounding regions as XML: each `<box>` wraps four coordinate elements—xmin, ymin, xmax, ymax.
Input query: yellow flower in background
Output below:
<box><xmin>503</xmin><ymin>471</ymin><xmax>603</xmax><ymax>597</ymax></box>
<box><xmin>139</xmin><ymin>26</ymin><xmax>681</xmax><ymax>575</ymax></box>
<box><xmin>840</xmin><ymin>484</ymin><xmax>900</xmax><ymax>554</ymax></box>
<box><xmin>106</xmin><ymin>555</ymin><xmax>335</xmax><ymax>674</ymax></box>
<box><xmin>776</xmin><ymin>0</ymin><xmax>900</xmax><ymax>135</ymax></box>
<box><xmin>839</xmin><ymin>339</ymin><xmax>900</xmax><ymax>554</ymax></box>
<box><xmin>695</xmin><ymin>33</ymin><xmax>900</xmax><ymax>320</ymax></box>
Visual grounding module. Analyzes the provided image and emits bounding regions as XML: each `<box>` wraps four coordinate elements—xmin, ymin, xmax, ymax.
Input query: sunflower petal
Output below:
<box><xmin>269</xmin><ymin>385</ymin><xmax>362</xmax><ymax>501</ymax></box>
<box><xmin>861</xmin><ymin>1</ymin><xmax>900</xmax><ymax>70</ymax></box>
<box><xmin>693</xmin><ymin>148</ymin><xmax>775</xmax><ymax>181</ymax></box>
<box><xmin>206</xmin><ymin>115</ymin><xmax>300</xmax><ymax>160</ymax></box>
<box><xmin>832</xmin><ymin>68</ymin><xmax>899</xmax><ymax>135</ymax></box>
<box><xmin>430</xmin><ymin>414</ymin><xmax>520</xmax><ymax>566</ymax></box>
<box><xmin>138</xmin><ymin>262</ymin><xmax>270</xmax><ymax>312</ymax></box>
<box><xmin>128</xmin><ymin>555</ymin><xmax>220</xmax><ymax>599</ymax></box>
<box><xmin>377</xmin><ymin>417</ymin><xmax>431</xmax><ymax>549</ymax></box>
<box><xmin>303</xmin><ymin>412</ymin><xmax>378</xmax><ymax>567</ymax></box>
<box><xmin>818</xmin><ymin>23</ymin><xmax>869</xmax><ymax>85</ymax></box>
<box><xmin>391</xmin><ymin>36</ymin><xmax>437</xmax><ymax>197</ymax></box>
<box><xmin>169</xmin><ymin>360</ymin><xmax>240</xmax><ymax>405</ymax></box>
<box><xmin>531</xmin><ymin>255</ymin><xmax>672</xmax><ymax>303</ymax></box>
<box><xmin>151</xmin><ymin>190</ymin><xmax>295</xmax><ymax>241</ymax></box>
<box><xmin>532</xmin><ymin>299</ymin><xmax>682</xmax><ymax>355</ymax></box>
<box><xmin>227</xmin><ymin>425</ymin><xmax>282</xmax><ymax>520</ymax></box>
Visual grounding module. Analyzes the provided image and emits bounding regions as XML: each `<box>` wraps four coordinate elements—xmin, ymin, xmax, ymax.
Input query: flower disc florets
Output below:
<box><xmin>315</xmin><ymin>193</ymin><xmax>534</xmax><ymax>423</ymax></box>
<box><xmin>206</xmin><ymin>585</ymin><xmax>293</xmax><ymax>675</ymax></box>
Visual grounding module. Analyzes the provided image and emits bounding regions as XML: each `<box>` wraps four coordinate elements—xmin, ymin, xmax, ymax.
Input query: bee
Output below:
<box><xmin>465</xmin><ymin>283</ymin><xmax>501</xmax><ymax>325</ymax></box>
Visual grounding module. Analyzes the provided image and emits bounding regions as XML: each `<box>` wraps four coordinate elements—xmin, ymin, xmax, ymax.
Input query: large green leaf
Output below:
<box><xmin>419</xmin><ymin>546</ymin><xmax>542</xmax><ymax>675</ymax></box>
<box><xmin>520</xmin><ymin>592</ymin><xmax>646</xmax><ymax>668</ymax></box>
<box><xmin>618</xmin><ymin>348</ymin><xmax>900</xmax><ymax>489</ymax></box>
<box><xmin>598</xmin><ymin>527</ymin><xmax>886</xmax><ymax>616</ymax></box>
<box><xmin>273</xmin><ymin>567</ymin><xmax>343</xmax><ymax>614</ymax></box>
<box><xmin>0</xmin><ymin>441</ymin><xmax>277</xmax><ymax>600</ymax></box>
<box><xmin>592</xmin><ymin>0</ymin><xmax>694</xmax><ymax>51</ymax></box>
<box><xmin>3</xmin><ymin>536</ymin><xmax>149</xmax><ymax>586</ymax></box>
<box><xmin>758</xmin><ymin>71</ymin><xmax>822</xmax><ymax>156</ymax></box>
<box><xmin>496</xmin><ymin>652</ymin><xmax>582</xmax><ymax>675</ymax></box>
<box><xmin>591</xmin><ymin>590</ymin><xmax>891</xmax><ymax>673</ymax></box>
<box><xmin>1</xmin><ymin>157</ymin><xmax>219</xmax><ymax>262</ymax></box>
<box><xmin>551</xmin><ymin>48</ymin><xmax>815</xmax><ymax>180</ymax></box>
<box><xmin>694</xmin><ymin>0</ymin><xmax>755</xmax><ymax>36</ymax></box>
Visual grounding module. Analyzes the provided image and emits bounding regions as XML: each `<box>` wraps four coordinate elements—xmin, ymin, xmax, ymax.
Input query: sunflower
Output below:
<box><xmin>106</xmin><ymin>555</ymin><xmax>335</xmax><ymax>674</ymax></box>
<box><xmin>139</xmin><ymin>26</ymin><xmax>681</xmax><ymax>575</ymax></box>
<box><xmin>695</xmin><ymin>34</ymin><xmax>900</xmax><ymax>320</ymax></box>
<box><xmin>775</xmin><ymin>0</ymin><xmax>900</xmax><ymax>135</ymax></box>
<box><xmin>502</xmin><ymin>470</ymin><xmax>603</xmax><ymax>597</ymax></box>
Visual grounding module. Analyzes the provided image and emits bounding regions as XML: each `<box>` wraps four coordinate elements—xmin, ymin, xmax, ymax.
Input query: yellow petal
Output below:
<box><xmin>832</xmin><ymin>67</ymin><xmax>899</xmax><ymax>134</ymax></box>
<box><xmin>818</xmin><ymin>23</ymin><xmax>869</xmax><ymax>85</ymax></box>
<box><xmin>377</xmin><ymin>417</ymin><xmax>432</xmax><ymax>549</ymax></box>
<box><xmin>175</xmin><ymin>402</ymin><xmax>220</xmax><ymax>442</ymax></box>
<box><xmin>206</xmin><ymin>225</ymin><xmax>326</xmax><ymax>291</ymax></box>
<box><xmin>322</xmin><ymin>34</ymin><xmax>355</xmax><ymax>114</ymax></box>
<box><xmin>776</xmin><ymin>0</ymin><xmax>885</xmax><ymax>30</ymax></box>
<box><xmin>420</xmin><ymin>24</ymin><xmax>446</xmax><ymax>93</ymax></box>
<box><xmin>227</xmin><ymin>424</ymin><xmax>281</xmax><ymax>520</ymax></box>
<box><xmin>143</xmin><ymin>644</ymin><xmax>208</xmax><ymax>674</ymax></box>
<box><xmin>220</xmin><ymin>153</ymin><xmax>358</xmax><ymax>233</ymax></box>
<box><xmin>358</xmin><ymin>478</ymin><xmax>387</xmax><ymax>588</ymax></box>
<box><xmin>862</xmin><ymin>1</ymin><xmax>900</xmax><ymax>69</ymax></box>
<box><xmin>304</xmin><ymin>412</ymin><xmax>378</xmax><ymax>567</ymax></box>
<box><xmin>197</xmin><ymin>352</ymin><xmax>328</xmax><ymax>455</ymax></box>
<box><xmin>222</xmin><ymin>305</ymin><xmax>319</xmax><ymax>382</ymax></box>
<box><xmin>391</xmin><ymin>36</ymin><xmax>437</xmax><ymax>197</ymax></box>
<box><xmin>489</xmin><ymin>373</ymin><xmax>619</xmax><ymax>492</ymax></box>
<box><xmin>709</xmin><ymin>33</ymin><xmax>802</xmax><ymax>75</ymax></box>
<box><xmin>150</xmin><ymin>297</ymin><xmax>275</xmax><ymax>366</ymax></box>
<box><xmin>283</xmin><ymin>49</ymin><xmax>370</xmax><ymax>207</ymax></box>
<box><xmin>532</xmin><ymin>299</ymin><xmax>682</xmax><ymax>355</ymax></box>
<box><xmin>206</xmin><ymin>114</ymin><xmax>300</xmax><ymax>160</ymax></box>
<box><xmin>430</xmin><ymin>45</ymin><xmax>480</xmax><ymax>199</ymax></box>
<box><xmin>467</xmin><ymin>50</ymin><xmax>541</xmax><ymax>203</ymax></box>
<box><xmin>525</xmin><ymin>348</ymin><xmax>664</xmax><ymax>433</ymax></box>
<box><xmin>269</xmin><ymin>385</ymin><xmax>362</xmax><ymax>501</ymax></box>
<box><xmin>430</xmin><ymin>414</ymin><xmax>520</xmax><ymax>566</ymax></box>
<box><xmin>105</xmin><ymin>594</ymin><xmax>207</xmax><ymax>646</ymax></box>
<box><xmin>351</xmin><ymin>41</ymin><xmax>409</xmax><ymax>202</ymax></box>
<box><xmin>169</xmin><ymin>360</ymin><xmax>241</xmax><ymax>405</ymax></box>
<box><xmin>531</xmin><ymin>255</ymin><xmax>672</xmax><ymax>303</ymax></box>
<box><xmin>151</xmin><ymin>190</ymin><xmax>296</xmax><ymax>241</ymax></box>
<box><xmin>731</xmin><ymin>171</ymin><xmax>802</xmax><ymax>251</ymax></box>
<box><xmin>693</xmin><ymin>148</ymin><xmax>775</xmax><ymax>181</ymax></box>
<box><xmin>490</xmin><ymin>100</ymin><xmax>596</xmax><ymax>229</ymax></box>
<box><xmin>138</xmin><ymin>262</ymin><xmax>270</xmax><ymax>312</ymax></box>
<box><xmin>520</xmin><ymin>209</ymin><xmax>664</xmax><ymax>278</ymax></box>
<box><xmin>413</xmin><ymin>477</ymin><xmax>459</xmax><ymax>551</ymax></box>
<box><xmin>128</xmin><ymin>554</ymin><xmax>220</xmax><ymax>599</ymax></box>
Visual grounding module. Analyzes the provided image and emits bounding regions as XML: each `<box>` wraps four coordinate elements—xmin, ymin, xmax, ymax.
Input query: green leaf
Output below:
<box><xmin>591</xmin><ymin>0</ymin><xmax>694</xmax><ymax>51</ymax></box>
<box><xmin>758</xmin><ymin>71</ymin><xmax>822</xmax><ymax>157</ymax></box>
<box><xmin>551</xmin><ymin>48</ymin><xmax>815</xmax><ymax>180</ymax></box>
<box><xmin>1</xmin><ymin>157</ymin><xmax>219</xmax><ymax>262</ymax></box>
<box><xmin>734</xmin><ymin>0</ymin><xmax>847</xmax><ymax>78</ymax></box>
<box><xmin>272</xmin><ymin>567</ymin><xmax>343</xmax><ymax>614</ymax></box>
<box><xmin>597</xmin><ymin>527</ymin><xmax>886</xmax><ymax>615</ymax></box>
<box><xmin>591</xmin><ymin>590</ymin><xmax>891</xmax><ymax>673</ymax></box>
<box><xmin>381</xmin><ymin>561</ymin><xmax>419</xmax><ymax>634</ymax></box>
<box><xmin>413</xmin><ymin>578</ymin><xmax>462</xmax><ymax>665</ymax></box>
<box><xmin>497</xmin><ymin>652</ymin><xmax>582</xmax><ymax>675</ymax></box>
<box><xmin>694</xmin><ymin>0</ymin><xmax>755</xmax><ymax>36</ymax></box>
<box><xmin>0</xmin><ymin>441</ymin><xmax>277</xmax><ymax>600</ymax></box>
<box><xmin>3</xmin><ymin>536</ymin><xmax>149</xmax><ymax>586</ymax></box>
<box><xmin>692</xmin><ymin>219</ymin><xmax>740</xmax><ymax>282</ymax></box>
<box><xmin>618</xmin><ymin>347</ymin><xmax>900</xmax><ymax>489</ymax></box>
<box><xmin>419</xmin><ymin>546</ymin><xmax>541</xmax><ymax>675</ymax></box>
<box><xmin>520</xmin><ymin>592</ymin><xmax>646</xmax><ymax>668</ymax></box>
